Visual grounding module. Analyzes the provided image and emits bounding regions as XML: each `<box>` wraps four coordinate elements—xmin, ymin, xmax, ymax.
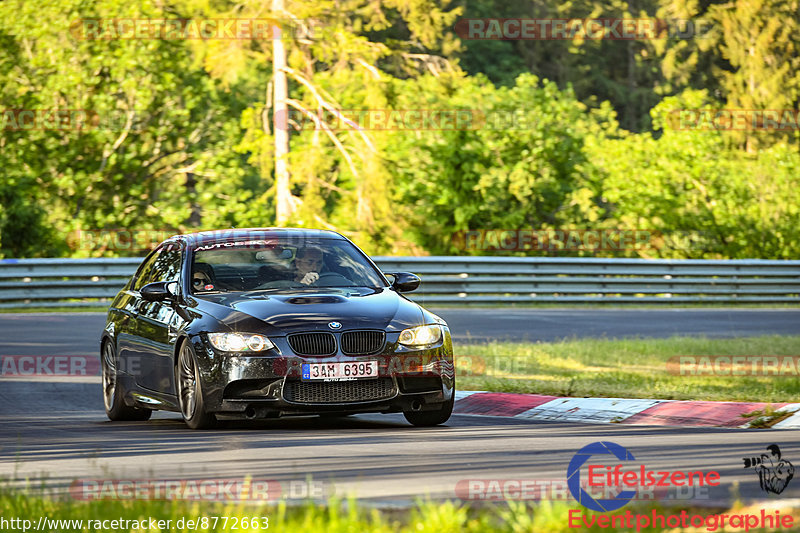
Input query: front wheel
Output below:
<box><xmin>176</xmin><ymin>340</ymin><xmax>217</xmax><ymax>430</ymax></box>
<box><xmin>403</xmin><ymin>395</ymin><xmax>454</xmax><ymax>427</ymax></box>
<box><xmin>101</xmin><ymin>341</ymin><xmax>151</xmax><ymax>421</ymax></box>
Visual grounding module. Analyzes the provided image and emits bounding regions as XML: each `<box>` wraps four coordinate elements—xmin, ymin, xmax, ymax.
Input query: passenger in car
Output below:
<box><xmin>191</xmin><ymin>263</ymin><xmax>216</xmax><ymax>292</ymax></box>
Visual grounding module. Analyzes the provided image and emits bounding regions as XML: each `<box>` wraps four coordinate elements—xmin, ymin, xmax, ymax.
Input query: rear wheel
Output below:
<box><xmin>101</xmin><ymin>341</ymin><xmax>151</xmax><ymax>421</ymax></box>
<box><xmin>403</xmin><ymin>395</ymin><xmax>454</xmax><ymax>427</ymax></box>
<box><xmin>176</xmin><ymin>340</ymin><xmax>217</xmax><ymax>430</ymax></box>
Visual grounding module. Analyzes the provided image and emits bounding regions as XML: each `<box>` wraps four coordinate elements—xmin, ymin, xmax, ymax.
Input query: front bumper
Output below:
<box><xmin>187</xmin><ymin>329</ymin><xmax>455</xmax><ymax>419</ymax></box>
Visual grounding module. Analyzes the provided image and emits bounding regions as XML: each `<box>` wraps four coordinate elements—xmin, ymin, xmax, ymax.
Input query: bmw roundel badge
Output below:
<box><xmin>328</xmin><ymin>321</ymin><xmax>342</xmax><ymax>330</ymax></box>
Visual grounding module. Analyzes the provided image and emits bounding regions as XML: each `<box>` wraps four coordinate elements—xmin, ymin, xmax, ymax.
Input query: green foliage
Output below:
<box><xmin>708</xmin><ymin>0</ymin><xmax>800</xmax><ymax>151</ymax></box>
<box><xmin>456</xmin><ymin>0</ymin><xmax>666</xmax><ymax>132</ymax></box>
<box><xmin>588</xmin><ymin>89</ymin><xmax>800</xmax><ymax>258</ymax></box>
<box><xmin>389</xmin><ymin>73</ymin><xmax>607</xmax><ymax>254</ymax></box>
<box><xmin>0</xmin><ymin>0</ymin><xmax>266</xmax><ymax>257</ymax></box>
<box><xmin>0</xmin><ymin>0</ymin><xmax>798</xmax><ymax>259</ymax></box>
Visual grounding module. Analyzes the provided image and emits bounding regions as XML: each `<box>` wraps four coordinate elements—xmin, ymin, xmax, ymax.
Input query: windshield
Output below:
<box><xmin>189</xmin><ymin>237</ymin><xmax>388</xmax><ymax>294</ymax></box>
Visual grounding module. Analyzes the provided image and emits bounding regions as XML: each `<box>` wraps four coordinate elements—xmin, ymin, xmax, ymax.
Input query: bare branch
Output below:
<box><xmin>401</xmin><ymin>53</ymin><xmax>455</xmax><ymax>77</ymax></box>
<box><xmin>356</xmin><ymin>58</ymin><xmax>382</xmax><ymax>80</ymax></box>
<box><xmin>313</xmin><ymin>213</ymin><xmax>340</xmax><ymax>230</ymax></box>
<box><xmin>286</xmin><ymin>98</ymin><xmax>361</xmax><ymax>180</ymax></box>
<box><xmin>283</xmin><ymin>67</ymin><xmax>376</xmax><ymax>153</ymax></box>
<box><xmin>263</xmin><ymin>78</ymin><xmax>273</xmax><ymax>135</ymax></box>
<box><xmin>99</xmin><ymin>109</ymin><xmax>135</xmax><ymax>173</ymax></box>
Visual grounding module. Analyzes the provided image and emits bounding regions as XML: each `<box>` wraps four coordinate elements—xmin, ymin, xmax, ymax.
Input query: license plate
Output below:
<box><xmin>302</xmin><ymin>361</ymin><xmax>378</xmax><ymax>381</ymax></box>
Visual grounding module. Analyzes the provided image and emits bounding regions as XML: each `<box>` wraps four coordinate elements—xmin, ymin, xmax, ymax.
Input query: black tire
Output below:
<box><xmin>403</xmin><ymin>394</ymin><xmax>454</xmax><ymax>427</ymax></box>
<box><xmin>176</xmin><ymin>340</ymin><xmax>217</xmax><ymax>430</ymax></box>
<box><xmin>101</xmin><ymin>341</ymin><xmax>152</xmax><ymax>421</ymax></box>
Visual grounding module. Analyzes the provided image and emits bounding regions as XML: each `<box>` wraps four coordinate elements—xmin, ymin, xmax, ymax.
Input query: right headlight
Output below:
<box><xmin>207</xmin><ymin>332</ymin><xmax>275</xmax><ymax>352</ymax></box>
<box><xmin>398</xmin><ymin>324</ymin><xmax>443</xmax><ymax>347</ymax></box>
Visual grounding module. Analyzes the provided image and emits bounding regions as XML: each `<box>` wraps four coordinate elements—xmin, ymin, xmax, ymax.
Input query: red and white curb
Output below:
<box><xmin>453</xmin><ymin>391</ymin><xmax>800</xmax><ymax>429</ymax></box>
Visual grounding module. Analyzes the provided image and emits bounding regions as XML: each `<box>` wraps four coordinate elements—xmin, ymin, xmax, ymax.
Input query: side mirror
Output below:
<box><xmin>388</xmin><ymin>272</ymin><xmax>421</xmax><ymax>293</ymax></box>
<box><xmin>140</xmin><ymin>281</ymin><xmax>176</xmax><ymax>302</ymax></box>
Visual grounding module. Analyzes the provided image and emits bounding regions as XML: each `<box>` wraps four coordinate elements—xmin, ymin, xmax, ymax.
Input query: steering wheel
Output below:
<box><xmin>314</xmin><ymin>272</ymin><xmax>351</xmax><ymax>286</ymax></box>
<box><xmin>253</xmin><ymin>279</ymin><xmax>301</xmax><ymax>290</ymax></box>
<box><xmin>252</xmin><ymin>272</ymin><xmax>351</xmax><ymax>289</ymax></box>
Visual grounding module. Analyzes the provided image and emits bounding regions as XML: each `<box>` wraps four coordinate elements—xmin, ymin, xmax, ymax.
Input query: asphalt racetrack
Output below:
<box><xmin>1</xmin><ymin>309</ymin><xmax>799</xmax><ymax>505</ymax></box>
<box><xmin>1</xmin><ymin>308</ymin><xmax>798</xmax><ymax>354</ymax></box>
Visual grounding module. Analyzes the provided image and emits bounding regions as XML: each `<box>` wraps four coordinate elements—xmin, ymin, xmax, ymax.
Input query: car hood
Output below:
<box><xmin>192</xmin><ymin>287</ymin><xmax>426</xmax><ymax>334</ymax></box>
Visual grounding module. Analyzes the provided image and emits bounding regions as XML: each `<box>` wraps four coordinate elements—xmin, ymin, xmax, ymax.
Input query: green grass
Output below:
<box><xmin>740</xmin><ymin>405</ymin><xmax>794</xmax><ymax>428</ymax></box>
<box><xmin>4</xmin><ymin>484</ymin><xmax>799</xmax><ymax>532</ymax></box>
<box><xmin>0</xmin><ymin>307</ymin><xmax>108</xmax><ymax>313</ymax></box>
<box><xmin>455</xmin><ymin>335</ymin><xmax>800</xmax><ymax>402</ymax></box>
<box><xmin>0</xmin><ymin>484</ymin><xmax>595</xmax><ymax>532</ymax></box>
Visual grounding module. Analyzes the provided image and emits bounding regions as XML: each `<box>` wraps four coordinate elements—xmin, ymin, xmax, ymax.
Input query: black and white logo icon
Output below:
<box><xmin>743</xmin><ymin>444</ymin><xmax>794</xmax><ymax>494</ymax></box>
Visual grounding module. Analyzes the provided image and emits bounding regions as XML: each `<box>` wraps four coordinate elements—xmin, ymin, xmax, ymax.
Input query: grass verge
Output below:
<box><xmin>0</xmin><ymin>307</ymin><xmax>107</xmax><ymax>313</ymax></box>
<box><xmin>455</xmin><ymin>335</ymin><xmax>800</xmax><ymax>402</ymax></box>
<box><xmin>3</xmin><ymin>485</ymin><xmax>800</xmax><ymax>532</ymax></box>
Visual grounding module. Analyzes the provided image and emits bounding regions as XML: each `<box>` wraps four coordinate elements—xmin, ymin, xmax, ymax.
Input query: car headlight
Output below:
<box><xmin>398</xmin><ymin>324</ymin><xmax>443</xmax><ymax>347</ymax></box>
<box><xmin>207</xmin><ymin>333</ymin><xmax>275</xmax><ymax>352</ymax></box>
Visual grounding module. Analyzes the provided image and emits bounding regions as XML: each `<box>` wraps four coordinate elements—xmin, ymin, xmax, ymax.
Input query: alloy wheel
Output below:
<box><xmin>102</xmin><ymin>342</ymin><xmax>117</xmax><ymax>412</ymax></box>
<box><xmin>178</xmin><ymin>344</ymin><xmax>198</xmax><ymax>419</ymax></box>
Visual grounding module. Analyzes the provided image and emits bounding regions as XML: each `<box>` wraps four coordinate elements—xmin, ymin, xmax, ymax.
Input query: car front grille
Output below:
<box><xmin>283</xmin><ymin>378</ymin><xmax>397</xmax><ymax>403</ymax></box>
<box><xmin>288</xmin><ymin>332</ymin><xmax>336</xmax><ymax>356</ymax></box>
<box><xmin>341</xmin><ymin>330</ymin><xmax>385</xmax><ymax>355</ymax></box>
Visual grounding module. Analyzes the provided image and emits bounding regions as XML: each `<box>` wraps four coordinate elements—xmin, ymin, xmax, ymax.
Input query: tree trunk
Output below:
<box><xmin>185</xmin><ymin>171</ymin><xmax>202</xmax><ymax>227</ymax></box>
<box><xmin>273</xmin><ymin>0</ymin><xmax>292</xmax><ymax>225</ymax></box>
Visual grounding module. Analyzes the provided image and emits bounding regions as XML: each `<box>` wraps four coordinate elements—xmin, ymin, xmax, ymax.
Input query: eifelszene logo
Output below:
<box><xmin>743</xmin><ymin>444</ymin><xmax>794</xmax><ymax>494</ymax></box>
<box><xmin>567</xmin><ymin>441</ymin><xmax>637</xmax><ymax>512</ymax></box>
<box><xmin>567</xmin><ymin>441</ymin><xmax>721</xmax><ymax>512</ymax></box>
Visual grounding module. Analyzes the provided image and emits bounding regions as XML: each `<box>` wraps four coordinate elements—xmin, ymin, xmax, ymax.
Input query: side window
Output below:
<box><xmin>149</xmin><ymin>245</ymin><xmax>182</xmax><ymax>284</ymax></box>
<box><xmin>132</xmin><ymin>244</ymin><xmax>182</xmax><ymax>291</ymax></box>
<box><xmin>132</xmin><ymin>250</ymin><xmax>162</xmax><ymax>291</ymax></box>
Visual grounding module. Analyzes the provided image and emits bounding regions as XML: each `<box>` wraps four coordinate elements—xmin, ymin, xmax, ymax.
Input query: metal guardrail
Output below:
<box><xmin>0</xmin><ymin>257</ymin><xmax>799</xmax><ymax>308</ymax></box>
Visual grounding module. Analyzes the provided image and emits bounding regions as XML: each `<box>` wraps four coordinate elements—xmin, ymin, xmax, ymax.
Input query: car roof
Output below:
<box><xmin>168</xmin><ymin>228</ymin><xmax>346</xmax><ymax>247</ymax></box>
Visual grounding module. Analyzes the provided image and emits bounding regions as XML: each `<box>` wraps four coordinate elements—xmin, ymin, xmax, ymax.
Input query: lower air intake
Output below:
<box><xmin>283</xmin><ymin>378</ymin><xmax>397</xmax><ymax>403</ymax></box>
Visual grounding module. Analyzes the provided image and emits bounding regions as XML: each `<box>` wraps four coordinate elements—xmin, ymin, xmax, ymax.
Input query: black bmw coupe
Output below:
<box><xmin>101</xmin><ymin>229</ymin><xmax>455</xmax><ymax>429</ymax></box>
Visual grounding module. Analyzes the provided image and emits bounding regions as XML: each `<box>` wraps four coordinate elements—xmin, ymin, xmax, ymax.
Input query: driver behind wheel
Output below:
<box><xmin>293</xmin><ymin>247</ymin><xmax>325</xmax><ymax>285</ymax></box>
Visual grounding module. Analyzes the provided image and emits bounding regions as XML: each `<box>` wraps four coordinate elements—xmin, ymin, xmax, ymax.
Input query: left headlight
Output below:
<box><xmin>207</xmin><ymin>332</ymin><xmax>275</xmax><ymax>352</ymax></box>
<box><xmin>398</xmin><ymin>324</ymin><xmax>443</xmax><ymax>347</ymax></box>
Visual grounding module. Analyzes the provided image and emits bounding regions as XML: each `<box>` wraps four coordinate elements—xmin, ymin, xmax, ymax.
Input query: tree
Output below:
<box><xmin>390</xmin><ymin>73</ymin><xmax>611</xmax><ymax>255</ymax></box>
<box><xmin>708</xmin><ymin>0</ymin><xmax>800</xmax><ymax>151</ymax></box>
<box><xmin>0</xmin><ymin>0</ymin><xmax>263</xmax><ymax>256</ymax></box>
